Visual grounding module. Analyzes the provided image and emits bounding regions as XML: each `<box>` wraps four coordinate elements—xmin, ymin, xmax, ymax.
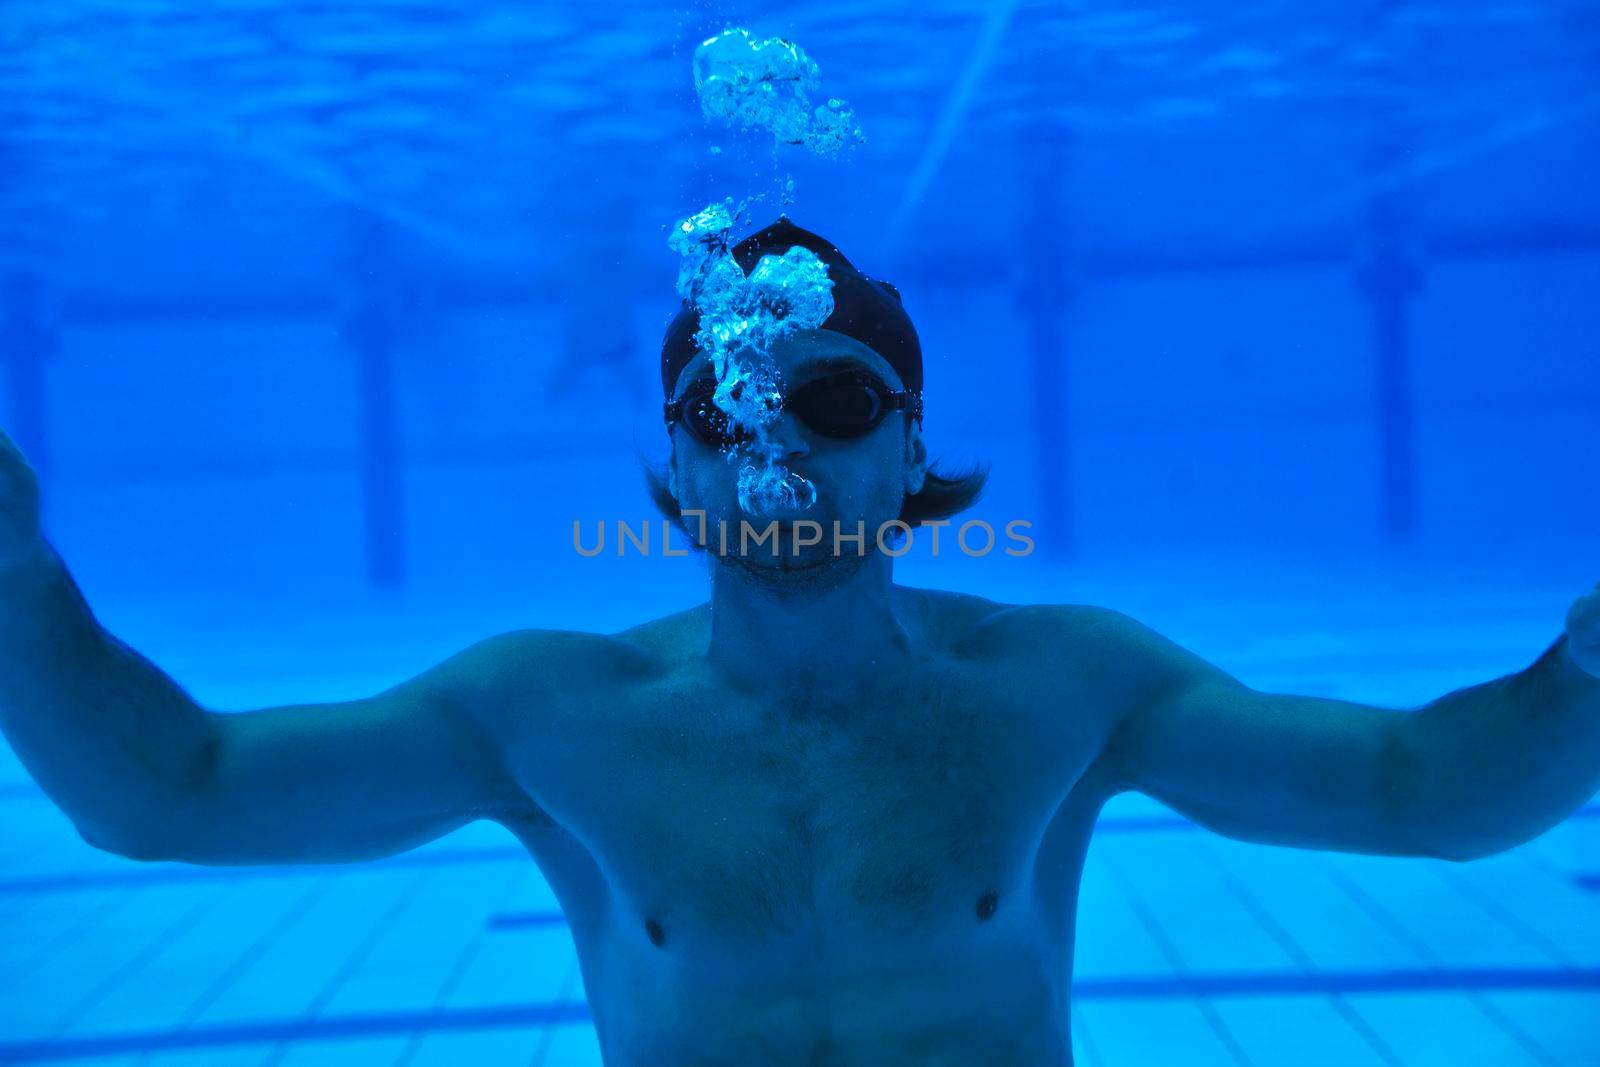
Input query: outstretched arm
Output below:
<box><xmin>0</xmin><ymin>535</ymin><xmax>553</xmax><ymax>865</ymax></box>
<box><xmin>1085</xmin><ymin>587</ymin><xmax>1600</xmax><ymax>861</ymax></box>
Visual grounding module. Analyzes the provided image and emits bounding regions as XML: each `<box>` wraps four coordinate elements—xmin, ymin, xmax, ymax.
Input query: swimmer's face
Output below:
<box><xmin>666</xmin><ymin>329</ymin><xmax>927</xmax><ymax>571</ymax></box>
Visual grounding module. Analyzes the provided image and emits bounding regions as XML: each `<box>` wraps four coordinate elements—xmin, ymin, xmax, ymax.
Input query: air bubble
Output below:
<box><xmin>692</xmin><ymin>28</ymin><xmax>864</xmax><ymax>156</ymax></box>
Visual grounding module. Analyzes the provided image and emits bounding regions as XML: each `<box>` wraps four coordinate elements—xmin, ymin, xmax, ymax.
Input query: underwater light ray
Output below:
<box><xmin>10</xmin><ymin>18</ymin><xmax>516</xmax><ymax>268</ymax></box>
<box><xmin>1311</xmin><ymin>87</ymin><xmax>1600</xmax><ymax>216</ymax></box>
<box><xmin>885</xmin><ymin>0</ymin><xmax>1023</xmax><ymax>260</ymax></box>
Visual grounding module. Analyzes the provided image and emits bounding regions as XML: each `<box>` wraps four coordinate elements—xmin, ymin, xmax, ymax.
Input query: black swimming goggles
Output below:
<box><xmin>665</xmin><ymin>369</ymin><xmax>923</xmax><ymax>449</ymax></box>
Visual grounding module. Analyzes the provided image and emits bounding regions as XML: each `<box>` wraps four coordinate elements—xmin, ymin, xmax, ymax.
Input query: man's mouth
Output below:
<box><xmin>725</xmin><ymin>544</ymin><xmax>833</xmax><ymax>580</ymax></box>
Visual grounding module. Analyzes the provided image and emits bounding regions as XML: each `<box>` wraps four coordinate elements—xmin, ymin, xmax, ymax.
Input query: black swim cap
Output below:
<box><xmin>660</xmin><ymin>217</ymin><xmax>924</xmax><ymax>404</ymax></box>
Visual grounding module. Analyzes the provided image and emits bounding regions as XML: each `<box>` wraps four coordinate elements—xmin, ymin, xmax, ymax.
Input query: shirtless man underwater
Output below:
<box><xmin>2</xmin><ymin>218</ymin><xmax>1598</xmax><ymax>1066</ymax></box>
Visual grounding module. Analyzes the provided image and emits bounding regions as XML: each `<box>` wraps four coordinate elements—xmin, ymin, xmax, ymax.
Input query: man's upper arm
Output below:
<box><xmin>1082</xmin><ymin>607</ymin><xmax>1431</xmax><ymax>857</ymax></box>
<box><xmin>165</xmin><ymin>629</ymin><xmax>558</xmax><ymax>865</ymax></box>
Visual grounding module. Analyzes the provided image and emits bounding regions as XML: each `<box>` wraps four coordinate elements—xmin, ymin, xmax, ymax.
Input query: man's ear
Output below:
<box><xmin>904</xmin><ymin>421</ymin><xmax>927</xmax><ymax>496</ymax></box>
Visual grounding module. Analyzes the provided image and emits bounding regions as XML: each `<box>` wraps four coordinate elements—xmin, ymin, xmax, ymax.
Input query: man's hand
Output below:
<box><xmin>1564</xmin><ymin>582</ymin><xmax>1600</xmax><ymax>679</ymax></box>
<box><xmin>0</xmin><ymin>425</ymin><xmax>43</xmax><ymax>570</ymax></box>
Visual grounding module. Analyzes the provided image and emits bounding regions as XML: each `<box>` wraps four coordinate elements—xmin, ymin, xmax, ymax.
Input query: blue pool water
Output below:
<box><xmin>1</xmin><ymin>2</ymin><xmax>1598</xmax><ymax>1065</ymax></box>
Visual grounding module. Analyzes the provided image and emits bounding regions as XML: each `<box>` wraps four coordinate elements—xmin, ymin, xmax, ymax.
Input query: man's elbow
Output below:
<box><xmin>1384</xmin><ymin>721</ymin><xmax>1550</xmax><ymax>863</ymax></box>
<box><xmin>1431</xmin><ymin>826</ymin><xmax>1553</xmax><ymax>862</ymax></box>
<box><xmin>1424</xmin><ymin>837</ymin><xmax>1507</xmax><ymax>864</ymax></box>
<box><xmin>1420</xmin><ymin>819</ymin><xmax>1555</xmax><ymax>862</ymax></box>
<box><xmin>1394</xmin><ymin>785</ymin><xmax>1522</xmax><ymax>863</ymax></box>
<box><xmin>1398</xmin><ymin>780</ymin><xmax>1530</xmax><ymax>861</ymax></box>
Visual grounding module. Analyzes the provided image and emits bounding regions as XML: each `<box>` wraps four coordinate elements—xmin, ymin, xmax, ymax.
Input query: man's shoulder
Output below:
<box><xmin>960</xmin><ymin>599</ymin><xmax>1145</xmax><ymax>652</ymax></box>
<box><xmin>958</xmin><ymin>599</ymin><xmax>1194</xmax><ymax>693</ymax></box>
<box><xmin>894</xmin><ymin>587</ymin><xmax>1106</xmax><ymax>651</ymax></box>
<box><xmin>447</xmin><ymin>626</ymin><xmax>665</xmax><ymax>704</ymax></box>
<box><xmin>609</xmin><ymin>602</ymin><xmax>708</xmax><ymax>664</ymax></box>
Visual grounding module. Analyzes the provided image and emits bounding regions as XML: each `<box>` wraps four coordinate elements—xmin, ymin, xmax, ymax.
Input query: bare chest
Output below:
<box><xmin>533</xmin><ymin>657</ymin><xmax>1094</xmax><ymax>960</ymax></box>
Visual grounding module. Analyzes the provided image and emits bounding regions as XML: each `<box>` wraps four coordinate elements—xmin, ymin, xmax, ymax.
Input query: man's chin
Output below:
<box><xmin>719</xmin><ymin>542</ymin><xmax>861</xmax><ymax>583</ymax></box>
<box><xmin>728</xmin><ymin>547</ymin><xmax>832</xmax><ymax>573</ymax></box>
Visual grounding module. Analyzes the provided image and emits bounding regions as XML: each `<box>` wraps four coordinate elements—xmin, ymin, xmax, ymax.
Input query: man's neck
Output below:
<box><xmin>702</xmin><ymin>548</ymin><xmax>918</xmax><ymax>696</ymax></box>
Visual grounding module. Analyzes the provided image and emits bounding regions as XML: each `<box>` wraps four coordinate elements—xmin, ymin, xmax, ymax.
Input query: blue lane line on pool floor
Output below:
<box><xmin>1</xmin><ymin>969</ymin><xmax>1597</xmax><ymax>1064</ymax></box>
<box><xmin>0</xmin><ymin>846</ymin><xmax>527</xmax><ymax>894</ymax></box>
<box><xmin>487</xmin><ymin>911</ymin><xmax>571</xmax><ymax>930</ymax></box>
<box><xmin>0</xmin><ymin>1002</ymin><xmax>594</xmax><ymax>1065</ymax></box>
<box><xmin>0</xmin><ymin>803</ymin><xmax>1595</xmax><ymax>896</ymax></box>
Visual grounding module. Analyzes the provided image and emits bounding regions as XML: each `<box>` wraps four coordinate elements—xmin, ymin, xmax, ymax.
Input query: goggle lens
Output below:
<box><xmin>789</xmin><ymin>374</ymin><xmax>885</xmax><ymax>438</ymax></box>
<box><xmin>682</xmin><ymin>393</ymin><xmax>754</xmax><ymax>447</ymax></box>
<box><xmin>669</xmin><ymin>370</ymin><xmax>915</xmax><ymax>448</ymax></box>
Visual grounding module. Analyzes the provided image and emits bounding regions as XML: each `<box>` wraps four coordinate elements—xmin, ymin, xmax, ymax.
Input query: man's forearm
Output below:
<box><xmin>1402</xmin><ymin>634</ymin><xmax>1600</xmax><ymax>861</ymax></box>
<box><xmin>0</xmin><ymin>537</ymin><xmax>215</xmax><ymax>855</ymax></box>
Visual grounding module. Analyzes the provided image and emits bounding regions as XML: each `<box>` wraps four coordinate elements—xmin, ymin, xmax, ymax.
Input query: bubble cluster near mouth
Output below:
<box><xmin>736</xmin><ymin>460</ymin><xmax>817</xmax><ymax>516</ymax></box>
<box><xmin>668</xmin><ymin>200</ymin><xmax>835</xmax><ymax>518</ymax></box>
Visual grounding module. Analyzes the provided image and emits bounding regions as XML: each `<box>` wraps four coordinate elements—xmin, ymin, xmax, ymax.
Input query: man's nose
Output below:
<box><xmin>764</xmin><ymin>411</ymin><xmax>811</xmax><ymax>458</ymax></box>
